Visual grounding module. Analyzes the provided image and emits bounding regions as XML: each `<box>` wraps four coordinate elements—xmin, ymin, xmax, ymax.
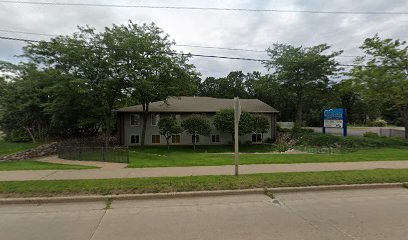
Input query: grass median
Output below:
<box><xmin>1</xmin><ymin>168</ymin><xmax>408</xmax><ymax>197</ymax></box>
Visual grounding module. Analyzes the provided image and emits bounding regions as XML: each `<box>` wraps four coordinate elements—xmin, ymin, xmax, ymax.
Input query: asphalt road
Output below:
<box><xmin>1</xmin><ymin>188</ymin><xmax>408</xmax><ymax>240</ymax></box>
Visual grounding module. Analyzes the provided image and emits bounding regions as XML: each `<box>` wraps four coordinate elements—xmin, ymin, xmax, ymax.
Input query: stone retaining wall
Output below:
<box><xmin>0</xmin><ymin>142</ymin><xmax>59</xmax><ymax>161</ymax></box>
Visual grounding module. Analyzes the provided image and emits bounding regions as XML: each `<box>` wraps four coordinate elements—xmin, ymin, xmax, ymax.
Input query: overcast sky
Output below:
<box><xmin>0</xmin><ymin>0</ymin><xmax>407</xmax><ymax>78</ymax></box>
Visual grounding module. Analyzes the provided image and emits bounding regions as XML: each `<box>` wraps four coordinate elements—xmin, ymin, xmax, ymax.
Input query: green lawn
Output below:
<box><xmin>0</xmin><ymin>140</ymin><xmax>40</xmax><ymax>156</ymax></box>
<box><xmin>0</xmin><ymin>160</ymin><xmax>97</xmax><ymax>171</ymax></box>
<box><xmin>1</xmin><ymin>169</ymin><xmax>408</xmax><ymax>197</ymax></box>
<box><xmin>128</xmin><ymin>147</ymin><xmax>408</xmax><ymax>168</ymax></box>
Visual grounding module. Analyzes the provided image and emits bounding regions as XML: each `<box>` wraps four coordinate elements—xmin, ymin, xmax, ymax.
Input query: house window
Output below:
<box><xmin>192</xmin><ymin>134</ymin><xmax>200</xmax><ymax>143</ymax></box>
<box><xmin>212</xmin><ymin>134</ymin><xmax>220</xmax><ymax>143</ymax></box>
<box><xmin>172</xmin><ymin>135</ymin><xmax>181</xmax><ymax>144</ymax></box>
<box><xmin>130</xmin><ymin>135</ymin><xmax>140</xmax><ymax>144</ymax></box>
<box><xmin>130</xmin><ymin>114</ymin><xmax>140</xmax><ymax>126</ymax></box>
<box><xmin>151</xmin><ymin>114</ymin><xmax>160</xmax><ymax>126</ymax></box>
<box><xmin>152</xmin><ymin>135</ymin><xmax>161</xmax><ymax>144</ymax></box>
<box><xmin>172</xmin><ymin>114</ymin><xmax>181</xmax><ymax>123</ymax></box>
<box><xmin>252</xmin><ymin>133</ymin><xmax>262</xmax><ymax>143</ymax></box>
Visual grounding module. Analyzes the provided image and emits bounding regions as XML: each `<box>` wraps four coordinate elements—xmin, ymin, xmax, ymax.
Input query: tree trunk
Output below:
<box><xmin>104</xmin><ymin>112</ymin><xmax>112</xmax><ymax>148</ymax></box>
<box><xmin>141</xmin><ymin>103</ymin><xmax>149</xmax><ymax>148</ymax></box>
<box><xmin>23</xmin><ymin>127</ymin><xmax>36</xmax><ymax>143</ymax></box>
<box><xmin>295</xmin><ymin>102</ymin><xmax>303</xmax><ymax>127</ymax></box>
<box><xmin>399</xmin><ymin>106</ymin><xmax>408</xmax><ymax>139</ymax></box>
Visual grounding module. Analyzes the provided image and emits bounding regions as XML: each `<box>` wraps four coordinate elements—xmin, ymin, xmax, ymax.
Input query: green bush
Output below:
<box><xmin>367</xmin><ymin>120</ymin><xmax>387</xmax><ymax>127</ymax></box>
<box><xmin>296</xmin><ymin>132</ymin><xmax>408</xmax><ymax>149</ymax></box>
<box><xmin>363</xmin><ymin>132</ymin><xmax>379</xmax><ymax>138</ymax></box>
<box><xmin>4</xmin><ymin>130</ymin><xmax>31</xmax><ymax>143</ymax></box>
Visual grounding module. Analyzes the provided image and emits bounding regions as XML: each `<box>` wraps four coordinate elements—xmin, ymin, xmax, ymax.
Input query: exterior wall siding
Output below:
<box><xmin>122</xmin><ymin>112</ymin><xmax>276</xmax><ymax>146</ymax></box>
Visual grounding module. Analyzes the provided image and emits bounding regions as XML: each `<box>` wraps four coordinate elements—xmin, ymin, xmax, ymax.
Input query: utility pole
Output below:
<box><xmin>234</xmin><ymin>97</ymin><xmax>241</xmax><ymax>176</ymax></box>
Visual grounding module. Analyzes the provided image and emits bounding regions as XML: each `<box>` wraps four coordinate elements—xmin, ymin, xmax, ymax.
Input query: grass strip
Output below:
<box><xmin>128</xmin><ymin>148</ymin><xmax>408</xmax><ymax>168</ymax></box>
<box><xmin>0</xmin><ymin>160</ymin><xmax>97</xmax><ymax>171</ymax></box>
<box><xmin>1</xmin><ymin>169</ymin><xmax>408</xmax><ymax>197</ymax></box>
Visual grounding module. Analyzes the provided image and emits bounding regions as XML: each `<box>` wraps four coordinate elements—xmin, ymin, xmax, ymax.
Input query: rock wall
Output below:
<box><xmin>0</xmin><ymin>142</ymin><xmax>59</xmax><ymax>161</ymax></box>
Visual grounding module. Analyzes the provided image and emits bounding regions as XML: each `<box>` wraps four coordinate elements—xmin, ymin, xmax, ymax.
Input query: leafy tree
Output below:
<box><xmin>264</xmin><ymin>43</ymin><xmax>342</xmax><ymax>126</ymax></box>
<box><xmin>158</xmin><ymin>117</ymin><xmax>182</xmax><ymax>149</ymax></box>
<box><xmin>213</xmin><ymin>109</ymin><xmax>254</xmax><ymax>144</ymax></box>
<box><xmin>181</xmin><ymin>115</ymin><xmax>211</xmax><ymax>150</ymax></box>
<box><xmin>23</xmin><ymin>26</ymin><xmax>125</xmax><ymax>146</ymax></box>
<box><xmin>252</xmin><ymin>115</ymin><xmax>270</xmax><ymax>141</ymax></box>
<box><xmin>102</xmin><ymin>22</ymin><xmax>199</xmax><ymax>147</ymax></box>
<box><xmin>350</xmin><ymin>35</ymin><xmax>408</xmax><ymax>138</ymax></box>
<box><xmin>200</xmin><ymin>71</ymin><xmax>248</xmax><ymax>98</ymax></box>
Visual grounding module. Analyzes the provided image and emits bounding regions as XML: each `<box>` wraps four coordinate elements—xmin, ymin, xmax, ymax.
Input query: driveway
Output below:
<box><xmin>1</xmin><ymin>188</ymin><xmax>408</xmax><ymax>240</ymax></box>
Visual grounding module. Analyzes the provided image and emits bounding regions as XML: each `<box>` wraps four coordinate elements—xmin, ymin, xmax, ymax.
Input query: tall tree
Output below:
<box><xmin>23</xmin><ymin>26</ymin><xmax>125</xmax><ymax>146</ymax></box>
<box><xmin>102</xmin><ymin>22</ymin><xmax>199</xmax><ymax>146</ymax></box>
<box><xmin>351</xmin><ymin>35</ymin><xmax>408</xmax><ymax>138</ymax></box>
<box><xmin>264</xmin><ymin>43</ymin><xmax>342</xmax><ymax>126</ymax></box>
<box><xmin>200</xmin><ymin>71</ymin><xmax>248</xmax><ymax>98</ymax></box>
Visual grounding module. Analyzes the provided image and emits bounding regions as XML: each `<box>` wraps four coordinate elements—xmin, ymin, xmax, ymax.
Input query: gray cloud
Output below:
<box><xmin>0</xmin><ymin>0</ymin><xmax>407</xmax><ymax>78</ymax></box>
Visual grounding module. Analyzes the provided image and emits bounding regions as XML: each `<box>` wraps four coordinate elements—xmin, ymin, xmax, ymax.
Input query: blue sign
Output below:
<box><xmin>323</xmin><ymin>108</ymin><xmax>347</xmax><ymax>136</ymax></box>
<box><xmin>324</xmin><ymin>108</ymin><xmax>344</xmax><ymax>120</ymax></box>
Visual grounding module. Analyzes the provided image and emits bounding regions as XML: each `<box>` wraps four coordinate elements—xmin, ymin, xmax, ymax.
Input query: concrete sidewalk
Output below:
<box><xmin>2</xmin><ymin>160</ymin><xmax>408</xmax><ymax>181</ymax></box>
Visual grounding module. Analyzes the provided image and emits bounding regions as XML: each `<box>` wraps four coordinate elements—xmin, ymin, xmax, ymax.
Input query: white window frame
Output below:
<box><xmin>130</xmin><ymin>135</ymin><xmax>140</xmax><ymax>144</ymax></box>
<box><xmin>171</xmin><ymin>134</ymin><xmax>181</xmax><ymax>144</ymax></box>
<box><xmin>252</xmin><ymin>133</ymin><xmax>263</xmax><ymax>143</ymax></box>
<box><xmin>211</xmin><ymin>134</ymin><xmax>220</xmax><ymax>143</ymax></box>
<box><xmin>151</xmin><ymin>134</ymin><xmax>161</xmax><ymax>144</ymax></box>
<box><xmin>130</xmin><ymin>114</ymin><xmax>140</xmax><ymax>126</ymax></box>
<box><xmin>151</xmin><ymin>114</ymin><xmax>160</xmax><ymax>126</ymax></box>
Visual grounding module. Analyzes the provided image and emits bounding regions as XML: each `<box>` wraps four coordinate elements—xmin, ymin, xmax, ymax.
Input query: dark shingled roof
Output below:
<box><xmin>116</xmin><ymin>96</ymin><xmax>278</xmax><ymax>113</ymax></box>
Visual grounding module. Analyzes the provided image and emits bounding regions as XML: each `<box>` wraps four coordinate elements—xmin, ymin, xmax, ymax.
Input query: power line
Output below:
<box><xmin>0</xmin><ymin>29</ymin><xmax>364</xmax><ymax>58</ymax></box>
<box><xmin>0</xmin><ymin>1</ymin><xmax>407</xmax><ymax>15</ymax></box>
<box><xmin>0</xmin><ymin>35</ymin><xmax>373</xmax><ymax>68</ymax></box>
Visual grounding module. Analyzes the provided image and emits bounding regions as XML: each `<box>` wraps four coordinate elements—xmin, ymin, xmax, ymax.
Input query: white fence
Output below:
<box><xmin>379</xmin><ymin>128</ymin><xmax>406</xmax><ymax>138</ymax></box>
<box><xmin>277</xmin><ymin>122</ymin><xmax>295</xmax><ymax>129</ymax></box>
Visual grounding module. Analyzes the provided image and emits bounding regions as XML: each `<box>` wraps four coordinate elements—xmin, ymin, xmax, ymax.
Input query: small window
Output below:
<box><xmin>172</xmin><ymin>114</ymin><xmax>181</xmax><ymax>123</ymax></box>
<box><xmin>212</xmin><ymin>134</ymin><xmax>220</xmax><ymax>143</ymax></box>
<box><xmin>152</xmin><ymin>135</ymin><xmax>161</xmax><ymax>144</ymax></box>
<box><xmin>151</xmin><ymin>114</ymin><xmax>160</xmax><ymax>126</ymax></box>
<box><xmin>130</xmin><ymin>135</ymin><xmax>139</xmax><ymax>144</ymax></box>
<box><xmin>192</xmin><ymin>134</ymin><xmax>200</xmax><ymax>143</ymax></box>
<box><xmin>130</xmin><ymin>114</ymin><xmax>140</xmax><ymax>126</ymax></box>
<box><xmin>252</xmin><ymin>133</ymin><xmax>262</xmax><ymax>143</ymax></box>
<box><xmin>172</xmin><ymin>135</ymin><xmax>181</xmax><ymax>144</ymax></box>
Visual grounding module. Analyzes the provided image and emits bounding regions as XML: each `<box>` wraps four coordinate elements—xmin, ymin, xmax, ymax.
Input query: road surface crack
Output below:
<box><xmin>89</xmin><ymin>207</ymin><xmax>108</xmax><ymax>240</ymax></box>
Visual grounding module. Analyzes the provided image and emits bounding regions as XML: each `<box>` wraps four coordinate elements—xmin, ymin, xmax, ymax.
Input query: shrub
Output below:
<box><xmin>367</xmin><ymin>119</ymin><xmax>387</xmax><ymax>127</ymax></box>
<box><xmin>296</xmin><ymin>132</ymin><xmax>408</xmax><ymax>149</ymax></box>
<box><xmin>363</xmin><ymin>132</ymin><xmax>379</xmax><ymax>138</ymax></box>
<box><xmin>4</xmin><ymin>130</ymin><xmax>31</xmax><ymax>142</ymax></box>
<box><xmin>275</xmin><ymin>143</ymin><xmax>289</xmax><ymax>152</ymax></box>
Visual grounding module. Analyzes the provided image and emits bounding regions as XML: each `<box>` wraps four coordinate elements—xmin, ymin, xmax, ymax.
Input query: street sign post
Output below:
<box><xmin>323</xmin><ymin>108</ymin><xmax>347</xmax><ymax>136</ymax></box>
<box><xmin>234</xmin><ymin>97</ymin><xmax>241</xmax><ymax>176</ymax></box>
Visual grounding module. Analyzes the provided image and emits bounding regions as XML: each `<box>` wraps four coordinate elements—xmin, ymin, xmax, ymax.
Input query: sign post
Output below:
<box><xmin>323</xmin><ymin>108</ymin><xmax>347</xmax><ymax>136</ymax></box>
<box><xmin>234</xmin><ymin>97</ymin><xmax>241</xmax><ymax>176</ymax></box>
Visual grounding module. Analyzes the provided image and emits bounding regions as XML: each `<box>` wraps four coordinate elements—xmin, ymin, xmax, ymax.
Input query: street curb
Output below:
<box><xmin>0</xmin><ymin>183</ymin><xmax>406</xmax><ymax>205</ymax></box>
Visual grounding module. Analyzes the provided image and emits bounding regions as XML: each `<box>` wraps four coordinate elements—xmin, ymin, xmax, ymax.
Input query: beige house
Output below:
<box><xmin>116</xmin><ymin>96</ymin><xmax>278</xmax><ymax>146</ymax></box>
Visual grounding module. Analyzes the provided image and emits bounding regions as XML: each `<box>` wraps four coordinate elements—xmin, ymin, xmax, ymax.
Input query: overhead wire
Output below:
<box><xmin>0</xmin><ymin>1</ymin><xmax>407</xmax><ymax>15</ymax></box>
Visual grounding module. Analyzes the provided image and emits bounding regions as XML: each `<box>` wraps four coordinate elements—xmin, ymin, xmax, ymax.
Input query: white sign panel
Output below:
<box><xmin>324</xmin><ymin>119</ymin><xmax>343</xmax><ymax>128</ymax></box>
